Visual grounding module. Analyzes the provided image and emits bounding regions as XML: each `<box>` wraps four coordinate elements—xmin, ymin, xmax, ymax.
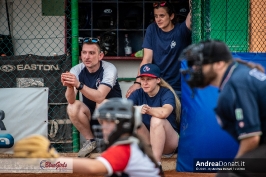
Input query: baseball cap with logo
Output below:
<box><xmin>137</xmin><ymin>63</ymin><xmax>161</xmax><ymax>78</ymax></box>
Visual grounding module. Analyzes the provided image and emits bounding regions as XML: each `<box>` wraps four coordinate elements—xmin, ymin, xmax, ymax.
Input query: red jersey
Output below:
<box><xmin>97</xmin><ymin>142</ymin><xmax>160</xmax><ymax>177</ymax></box>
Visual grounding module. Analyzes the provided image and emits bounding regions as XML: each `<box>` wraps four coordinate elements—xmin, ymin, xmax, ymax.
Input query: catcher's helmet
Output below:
<box><xmin>99</xmin><ymin>31</ymin><xmax>117</xmax><ymax>56</ymax></box>
<box><xmin>179</xmin><ymin>40</ymin><xmax>233</xmax><ymax>88</ymax></box>
<box><xmin>97</xmin><ymin>6</ymin><xmax>117</xmax><ymax>29</ymax></box>
<box><xmin>92</xmin><ymin>98</ymin><xmax>142</xmax><ymax>147</ymax></box>
<box><xmin>176</xmin><ymin>0</ymin><xmax>190</xmax><ymax>23</ymax></box>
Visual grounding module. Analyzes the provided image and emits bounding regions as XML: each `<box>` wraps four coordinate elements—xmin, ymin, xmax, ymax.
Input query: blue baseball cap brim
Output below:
<box><xmin>137</xmin><ymin>73</ymin><xmax>158</xmax><ymax>78</ymax></box>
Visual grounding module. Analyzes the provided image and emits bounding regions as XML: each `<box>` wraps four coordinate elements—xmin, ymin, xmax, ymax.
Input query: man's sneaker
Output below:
<box><xmin>159</xmin><ymin>165</ymin><xmax>164</xmax><ymax>176</ymax></box>
<box><xmin>78</xmin><ymin>140</ymin><xmax>97</xmax><ymax>157</ymax></box>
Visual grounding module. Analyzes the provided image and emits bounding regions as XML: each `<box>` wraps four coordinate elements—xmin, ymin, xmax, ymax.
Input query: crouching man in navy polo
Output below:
<box><xmin>61</xmin><ymin>38</ymin><xmax>122</xmax><ymax>157</ymax></box>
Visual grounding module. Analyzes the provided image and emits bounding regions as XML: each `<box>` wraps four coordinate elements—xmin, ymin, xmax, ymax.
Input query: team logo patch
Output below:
<box><xmin>96</xmin><ymin>78</ymin><xmax>101</xmax><ymax>88</ymax></box>
<box><xmin>170</xmin><ymin>40</ymin><xmax>176</xmax><ymax>49</ymax></box>
<box><xmin>143</xmin><ymin>66</ymin><xmax>150</xmax><ymax>72</ymax></box>
<box><xmin>235</xmin><ymin>108</ymin><xmax>244</xmax><ymax>121</ymax></box>
<box><xmin>249</xmin><ymin>68</ymin><xmax>266</xmax><ymax>81</ymax></box>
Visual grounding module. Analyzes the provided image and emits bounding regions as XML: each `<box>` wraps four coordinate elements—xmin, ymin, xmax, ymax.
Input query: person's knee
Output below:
<box><xmin>67</xmin><ymin>101</ymin><xmax>82</xmax><ymax>118</ymax></box>
<box><xmin>150</xmin><ymin>117</ymin><xmax>164</xmax><ymax>129</ymax></box>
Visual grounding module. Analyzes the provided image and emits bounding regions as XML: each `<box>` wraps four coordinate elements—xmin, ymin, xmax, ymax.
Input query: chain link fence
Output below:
<box><xmin>192</xmin><ymin>0</ymin><xmax>266</xmax><ymax>52</ymax></box>
<box><xmin>0</xmin><ymin>0</ymin><xmax>73</xmax><ymax>152</ymax></box>
<box><xmin>1</xmin><ymin>0</ymin><xmax>266</xmax><ymax>153</ymax></box>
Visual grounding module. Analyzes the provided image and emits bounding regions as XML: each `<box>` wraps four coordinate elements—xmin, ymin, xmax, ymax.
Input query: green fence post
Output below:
<box><xmin>71</xmin><ymin>0</ymin><xmax>79</xmax><ymax>153</ymax></box>
<box><xmin>192</xmin><ymin>0</ymin><xmax>203</xmax><ymax>43</ymax></box>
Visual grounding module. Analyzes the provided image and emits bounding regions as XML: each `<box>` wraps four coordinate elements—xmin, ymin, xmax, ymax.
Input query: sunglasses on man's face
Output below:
<box><xmin>153</xmin><ymin>1</ymin><xmax>167</xmax><ymax>8</ymax></box>
<box><xmin>83</xmin><ymin>37</ymin><xmax>100</xmax><ymax>44</ymax></box>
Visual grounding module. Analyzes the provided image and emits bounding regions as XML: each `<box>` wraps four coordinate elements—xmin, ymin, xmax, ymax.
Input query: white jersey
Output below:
<box><xmin>97</xmin><ymin>138</ymin><xmax>160</xmax><ymax>177</ymax></box>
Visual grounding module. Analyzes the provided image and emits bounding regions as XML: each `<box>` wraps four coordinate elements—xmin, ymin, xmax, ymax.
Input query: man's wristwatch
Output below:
<box><xmin>76</xmin><ymin>82</ymin><xmax>84</xmax><ymax>90</ymax></box>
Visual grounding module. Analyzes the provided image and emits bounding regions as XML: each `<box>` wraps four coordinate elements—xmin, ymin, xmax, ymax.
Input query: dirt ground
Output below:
<box><xmin>1</xmin><ymin>171</ymin><xmax>216</xmax><ymax>177</ymax></box>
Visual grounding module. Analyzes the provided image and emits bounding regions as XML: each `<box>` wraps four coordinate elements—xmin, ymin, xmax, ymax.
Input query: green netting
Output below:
<box><xmin>192</xmin><ymin>0</ymin><xmax>266</xmax><ymax>52</ymax></box>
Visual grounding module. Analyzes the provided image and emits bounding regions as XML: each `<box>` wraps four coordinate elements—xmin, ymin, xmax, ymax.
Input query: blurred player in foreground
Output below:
<box><xmin>180</xmin><ymin>39</ymin><xmax>266</xmax><ymax>176</ymax></box>
<box><xmin>14</xmin><ymin>98</ymin><xmax>163</xmax><ymax>177</ymax></box>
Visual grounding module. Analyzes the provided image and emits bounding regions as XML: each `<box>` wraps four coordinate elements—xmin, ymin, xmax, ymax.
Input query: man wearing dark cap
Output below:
<box><xmin>128</xmin><ymin>63</ymin><xmax>181</xmax><ymax>168</ymax></box>
<box><xmin>180</xmin><ymin>39</ymin><xmax>266</xmax><ymax>176</ymax></box>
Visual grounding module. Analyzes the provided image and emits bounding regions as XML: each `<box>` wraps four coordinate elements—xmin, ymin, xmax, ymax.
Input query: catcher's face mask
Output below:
<box><xmin>97</xmin><ymin>119</ymin><xmax>117</xmax><ymax>144</ymax></box>
<box><xmin>179</xmin><ymin>43</ymin><xmax>209</xmax><ymax>88</ymax></box>
<box><xmin>180</xmin><ymin>40</ymin><xmax>233</xmax><ymax>89</ymax></box>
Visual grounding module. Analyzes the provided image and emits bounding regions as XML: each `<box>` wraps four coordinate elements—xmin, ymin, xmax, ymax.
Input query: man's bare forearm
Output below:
<box><xmin>65</xmin><ymin>86</ymin><xmax>76</xmax><ymax>104</ymax></box>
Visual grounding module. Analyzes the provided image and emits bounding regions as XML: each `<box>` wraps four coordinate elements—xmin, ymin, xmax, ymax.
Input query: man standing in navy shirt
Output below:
<box><xmin>61</xmin><ymin>38</ymin><xmax>122</xmax><ymax>157</ymax></box>
<box><xmin>180</xmin><ymin>40</ymin><xmax>266</xmax><ymax>176</ymax></box>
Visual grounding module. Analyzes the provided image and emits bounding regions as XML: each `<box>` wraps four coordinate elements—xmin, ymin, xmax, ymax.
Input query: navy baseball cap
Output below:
<box><xmin>137</xmin><ymin>64</ymin><xmax>161</xmax><ymax>78</ymax></box>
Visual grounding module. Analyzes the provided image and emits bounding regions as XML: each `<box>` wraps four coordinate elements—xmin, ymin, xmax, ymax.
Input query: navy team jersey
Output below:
<box><xmin>142</xmin><ymin>22</ymin><xmax>191</xmax><ymax>92</ymax></box>
<box><xmin>128</xmin><ymin>87</ymin><xmax>178</xmax><ymax>132</ymax></box>
<box><xmin>70</xmin><ymin>60</ymin><xmax>122</xmax><ymax>116</ymax></box>
<box><xmin>215</xmin><ymin>61</ymin><xmax>266</xmax><ymax>144</ymax></box>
